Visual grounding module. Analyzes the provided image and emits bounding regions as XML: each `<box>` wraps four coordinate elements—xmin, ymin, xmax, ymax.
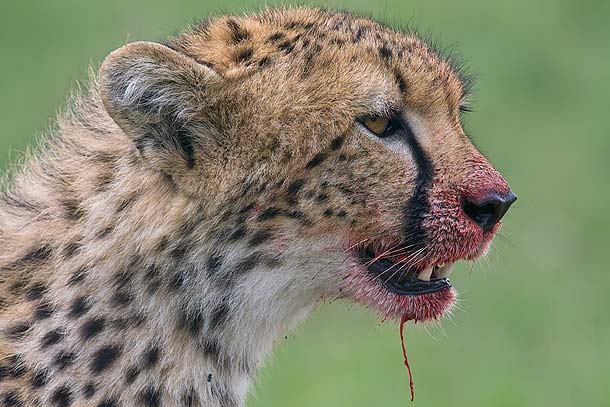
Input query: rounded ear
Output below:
<box><xmin>99</xmin><ymin>41</ymin><xmax>222</xmax><ymax>173</ymax></box>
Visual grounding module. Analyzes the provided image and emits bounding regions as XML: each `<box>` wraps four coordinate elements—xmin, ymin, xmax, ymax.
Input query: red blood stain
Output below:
<box><xmin>400</xmin><ymin>314</ymin><xmax>415</xmax><ymax>402</ymax></box>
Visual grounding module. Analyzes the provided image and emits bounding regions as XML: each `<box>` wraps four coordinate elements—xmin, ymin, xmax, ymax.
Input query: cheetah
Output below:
<box><xmin>0</xmin><ymin>7</ymin><xmax>516</xmax><ymax>407</ymax></box>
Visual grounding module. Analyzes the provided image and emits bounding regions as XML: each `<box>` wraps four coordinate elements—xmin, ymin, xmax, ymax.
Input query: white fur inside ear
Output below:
<box><xmin>99</xmin><ymin>41</ymin><xmax>220</xmax><ymax>125</ymax></box>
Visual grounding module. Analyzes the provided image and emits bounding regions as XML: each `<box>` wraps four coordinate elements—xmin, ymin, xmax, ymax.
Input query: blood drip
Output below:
<box><xmin>400</xmin><ymin>314</ymin><xmax>415</xmax><ymax>402</ymax></box>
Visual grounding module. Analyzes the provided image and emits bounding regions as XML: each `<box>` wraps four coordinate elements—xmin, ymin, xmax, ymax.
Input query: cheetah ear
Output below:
<box><xmin>99</xmin><ymin>41</ymin><xmax>223</xmax><ymax>174</ymax></box>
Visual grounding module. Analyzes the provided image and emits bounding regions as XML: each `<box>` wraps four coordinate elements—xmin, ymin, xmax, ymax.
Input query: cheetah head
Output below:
<box><xmin>99</xmin><ymin>9</ymin><xmax>515</xmax><ymax>325</ymax></box>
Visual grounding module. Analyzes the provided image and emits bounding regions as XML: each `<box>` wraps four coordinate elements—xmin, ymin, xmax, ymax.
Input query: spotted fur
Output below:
<box><xmin>0</xmin><ymin>7</ymin><xmax>512</xmax><ymax>407</ymax></box>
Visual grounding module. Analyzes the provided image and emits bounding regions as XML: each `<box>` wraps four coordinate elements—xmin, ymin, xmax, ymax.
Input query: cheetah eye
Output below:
<box><xmin>358</xmin><ymin>115</ymin><xmax>402</xmax><ymax>138</ymax></box>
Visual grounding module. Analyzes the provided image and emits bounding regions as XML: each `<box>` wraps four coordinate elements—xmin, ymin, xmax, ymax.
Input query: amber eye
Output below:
<box><xmin>363</xmin><ymin>116</ymin><xmax>389</xmax><ymax>135</ymax></box>
<box><xmin>359</xmin><ymin>115</ymin><xmax>401</xmax><ymax>138</ymax></box>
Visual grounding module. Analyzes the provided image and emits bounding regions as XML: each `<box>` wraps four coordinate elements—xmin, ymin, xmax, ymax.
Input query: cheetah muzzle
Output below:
<box><xmin>0</xmin><ymin>6</ymin><xmax>516</xmax><ymax>407</ymax></box>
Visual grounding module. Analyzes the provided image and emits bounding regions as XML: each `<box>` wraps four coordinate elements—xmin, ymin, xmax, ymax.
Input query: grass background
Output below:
<box><xmin>1</xmin><ymin>0</ymin><xmax>609</xmax><ymax>406</ymax></box>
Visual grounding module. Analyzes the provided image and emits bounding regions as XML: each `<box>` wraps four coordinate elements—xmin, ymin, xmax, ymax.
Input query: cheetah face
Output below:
<box><xmin>99</xmin><ymin>10</ymin><xmax>515</xmax><ymax>323</ymax></box>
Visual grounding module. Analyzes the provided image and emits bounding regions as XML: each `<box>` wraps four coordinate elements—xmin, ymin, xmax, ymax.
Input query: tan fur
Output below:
<box><xmin>0</xmin><ymin>7</ymin><xmax>512</xmax><ymax>407</ymax></box>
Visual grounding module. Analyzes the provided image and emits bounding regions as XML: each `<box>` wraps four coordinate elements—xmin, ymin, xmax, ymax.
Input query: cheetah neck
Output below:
<box><xmin>0</xmin><ymin>99</ymin><xmax>335</xmax><ymax>407</ymax></box>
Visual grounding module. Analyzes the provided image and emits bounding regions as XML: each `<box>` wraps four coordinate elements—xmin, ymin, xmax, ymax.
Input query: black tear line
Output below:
<box><xmin>400</xmin><ymin>119</ymin><xmax>435</xmax><ymax>253</ymax></box>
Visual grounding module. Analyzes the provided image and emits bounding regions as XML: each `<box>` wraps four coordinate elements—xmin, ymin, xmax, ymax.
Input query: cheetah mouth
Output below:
<box><xmin>357</xmin><ymin>249</ymin><xmax>453</xmax><ymax>296</ymax></box>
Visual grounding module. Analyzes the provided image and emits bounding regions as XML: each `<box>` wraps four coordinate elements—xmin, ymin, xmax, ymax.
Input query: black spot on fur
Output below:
<box><xmin>125</xmin><ymin>366</ymin><xmax>140</xmax><ymax>385</ymax></box>
<box><xmin>226</xmin><ymin>19</ymin><xmax>250</xmax><ymax>44</ymax></box>
<box><xmin>278</xmin><ymin>40</ymin><xmax>295</xmax><ymax>54</ymax></box>
<box><xmin>90</xmin><ymin>345</ymin><xmax>122</xmax><ymax>374</ymax></box>
<box><xmin>55</xmin><ymin>351</ymin><xmax>76</xmax><ymax>370</ymax></box>
<box><xmin>287</xmin><ymin>179</ymin><xmax>305</xmax><ymax>195</ymax></box>
<box><xmin>111</xmin><ymin>289</ymin><xmax>132</xmax><ymax>307</ymax></box>
<box><xmin>206</xmin><ymin>255</ymin><xmax>222</xmax><ymax>276</ymax></box>
<box><xmin>178</xmin><ymin>309</ymin><xmax>205</xmax><ymax>337</ymax></box>
<box><xmin>210</xmin><ymin>300</ymin><xmax>230</xmax><ymax>331</ymax></box>
<box><xmin>68</xmin><ymin>296</ymin><xmax>89</xmax><ymax>318</ymax></box>
<box><xmin>25</xmin><ymin>245</ymin><xmax>52</xmax><ymax>263</ymax></box>
<box><xmin>143</xmin><ymin>346</ymin><xmax>161</xmax><ymax>369</ymax></box>
<box><xmin>34</xmin><ymin>301</ymin><xmax>53</xmax><ymax>320</ymax></box>
<box><xmin>268</xmin><ymin>32</ymin><xmax>285</xmax><ymax>43</ymax></box>
<box><xmin>248</xmin><ymin>230</ymin><xmax>272</xmax><ymax>247</ymax></box>
<box><xmin>139</xmin><ymin>385</ymin><xmax>161</xmax><ymax>407</ymax></box>
<box><xmin>51</xmin><ymin>385</ymin><xmax>72</xmax><ymax>407</ymax></box>
<box><xmin>67</xmin><ymin>267</ymin><xmax>87</xmax><ymax>286</ymax></box>
<box><xmin>25</xmin><ymin>283</ymin><xmax>47</xmax><ymax>301</ymax></box>
<box><xmin>96</xmin><ymin>172</ymin><xmax>114</xmax><ymax>192</ymax></box>
<box><xmin>114</xmin><ymin>269</ymin><xmax>133</xmax><ymax>289</ymax></box>
<box><xmin>168</xmin><ymin>268</ymin><xmax>187</xmax><ymax>291</ymax></box>
<box><xmin>239</xmin><ymin>202</ymin><xmax>255</xmax><ymax>214</ymax></box>
<box><xmin>301</xmin><ymin>50</ymin><xmax>317</xmax><ymax>77</ymax></box>
<box><xmin>62</xmin><ymin>241</ymin><xmax>81</xmax><ymax>258</ymax></box>
<box><xmin>7</xmin><ymin>355</ymin><xmax>25</xmax><ymax>378</ymax></box>
<box><xmin>178</xmin><ymin>217</ymin><xmax>201</xmax><ymax>237</ymax></box>
<box><xmin>8</xmin><ymin>280</ymin><xmax>27</xmax><ymax>296</ymax></box>
<box><xmin>182</xmin><ymin>387</ymin><xmax>199</xmax><ymax>407</ymax></box>
<box><xmin>83</xmin><ymin>383</ymin><xmax>96</xmax><ymax>399</ymax></box>
<box><xmin>316</xmin><ymin>193</ymin><xmax>328</xmax><ymax>203</ymax></box>
<box><xmin>258</xmin><ymin>207</ymin><xmax>281</xmax><ymax>221</ymax></box>
<box><xmin>394</xmin><ymin>68</ymin><xmax>407</xmax><ymax>93</ymax></box>
<box><xmin>235</xmin><ymin>254</ymin><xmax>260</xmax><ymax>274</ymax></box>
<box><xmin>80</xmin><ymin>318</ymin><xmax>105</xmax><ymax>340</ymax></box>
<box><xmin>305</xmin><ymin>153</ymin><xmax>325</xmax><ymax>169</ymax></box>
<box><xmin>330</xmin><ymin>136</ymin><xmax>345</xmax><ymax>150</ymax></box>
<box><xmin>98</xmin><ymin>398</ymin><xmax>118</xmax><ymax>407</ymax></box>
<box><xmin>41</xmin><ymin>329</ymin><xmax>64</xmax><ymax>348</ymax></box>
<box><xmin>237</xmin><ymin>48</ymin><xmax>254</xmax><ymax>64</ymax></box>
<box><xmin>378</xmin><ymin>46</ymin><xmax>393</xmax><ymax>61</ymax></box>
<box><xmin>30</xmin><ymin>370</ymin><xmax>48</xmax><ymax>388</ymax></box>
<box><xmin>228</xmin><ymin>225</ymin><xmax>247</xmax><ymax>241</ymax></box>
<box><xmin>323</xmin><ymin>208</ymin><xmax>334</xmax><ymax>217</ymax></box>
<box><xmin>2</xmin><ymin>391</ymin><xmax>22</xmax><ymax>407</ymax></box>
<box><xmin>258</xmin><ymin>56</ymin><xmax>271</xmax><ymax>67</ymax></box>
<box><xmin>156</xmin><ymin>237</ymin><xmax>169</xmax><ymax>252</ymax></box>
<box><xmin>6</xmin><ymin>323</ymin><xmax>30</xmax><ymax>339</ymax></box>
<box><xmin>353</xmin><ymin>26</ymin><xmax>366</xmax><ymax>42</ymax></box>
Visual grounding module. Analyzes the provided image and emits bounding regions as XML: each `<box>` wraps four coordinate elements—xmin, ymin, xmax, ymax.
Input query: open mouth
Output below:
<box><xmin>358</xmin><ymin>248</ymin><xmax>454</xmax><ymax>296</ymax></box>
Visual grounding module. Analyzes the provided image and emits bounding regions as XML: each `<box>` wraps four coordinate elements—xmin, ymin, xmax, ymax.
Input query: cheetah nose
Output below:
<box><xmin>461</xmin><ymin>190</ymin><xmax>517</xmax><ymax>231</ymax></box>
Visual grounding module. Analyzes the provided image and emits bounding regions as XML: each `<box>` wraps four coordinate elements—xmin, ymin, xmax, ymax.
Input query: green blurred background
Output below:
<box><xmin>1</xmin><ymin>0</ymin><xmax>609</xmax><ymax>406</ymax></box>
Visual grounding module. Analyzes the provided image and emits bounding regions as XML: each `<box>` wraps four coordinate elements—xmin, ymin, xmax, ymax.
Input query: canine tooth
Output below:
<box><xmin>418</xmin><ymin>267</ymin><xmax>432</xmax><ymax>281</ymax></box>
<box><xmin>437</xmin><ymin>263</ymin><xmax>454</xmax><ymax>278</ymax></box>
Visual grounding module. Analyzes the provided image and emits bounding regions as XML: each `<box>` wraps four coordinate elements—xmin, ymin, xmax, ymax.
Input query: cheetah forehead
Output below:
<box><xmin>167</xmin><ymin>7</ymin><xmax>470</xmax><ymax>114</ymax></box>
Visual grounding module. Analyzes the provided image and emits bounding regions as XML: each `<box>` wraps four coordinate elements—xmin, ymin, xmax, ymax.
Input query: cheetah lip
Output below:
<box><xmin>358</xmin><ymin>249</ymin><xmax>453</xmax><ymax>296</ymax></box>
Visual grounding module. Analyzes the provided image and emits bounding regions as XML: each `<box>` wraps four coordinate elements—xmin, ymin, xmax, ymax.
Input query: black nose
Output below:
<box><xmin>461</xmin><ymin>191</ymin><xmax>517</xmax><ymax>231</ymax></box>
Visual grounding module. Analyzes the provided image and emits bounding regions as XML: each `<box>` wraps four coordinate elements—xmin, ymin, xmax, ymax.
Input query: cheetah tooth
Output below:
<box><xmin>437</xmin><ymin>263</ymin><xmax>454</xmax><ymax>278</ymax></box>
<box><xmin>417</xmin><ymin>267</ymin><xmax>433</xmax><ymax>282</ymax></box>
